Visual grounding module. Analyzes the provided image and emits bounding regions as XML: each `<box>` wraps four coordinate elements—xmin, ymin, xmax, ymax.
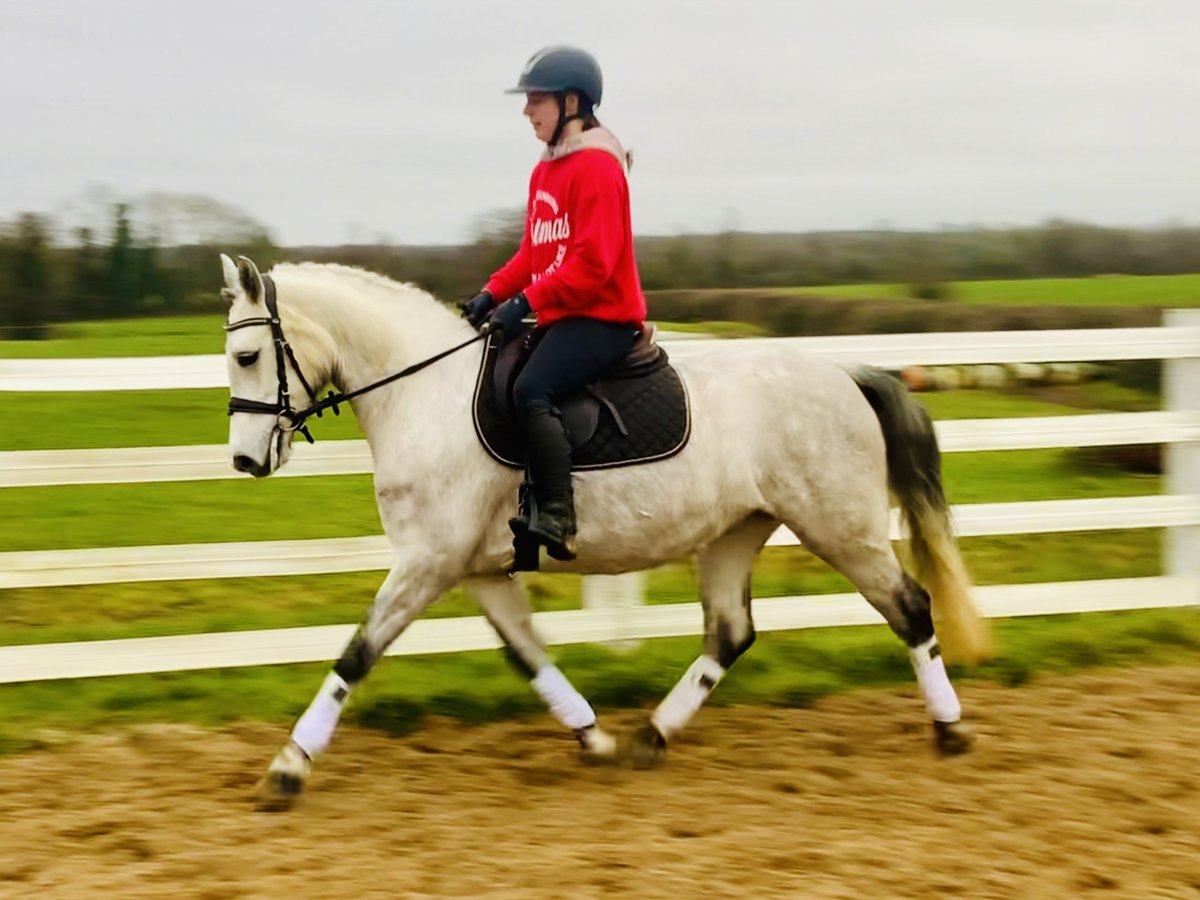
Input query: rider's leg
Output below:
<box><xmin>511</xmin><ymin>318</ymin><xmax>637</xmax><ymax>560</ymax></box>
<box><xmin>516</xmin><ymin>404</ymin><xmax>576</xmax><ymax>558</ymax></box>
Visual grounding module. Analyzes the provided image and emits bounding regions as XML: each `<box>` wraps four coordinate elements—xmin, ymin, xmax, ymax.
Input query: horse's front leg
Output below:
<box><xmin>258</xmin><ymin>556</ymin><xmax>455</xmax><ymax>808</ymax></box>
<box><xmin>466</xmin><ymin>576</ymin><xmax>618</xmax><ymax>762</ymax></box>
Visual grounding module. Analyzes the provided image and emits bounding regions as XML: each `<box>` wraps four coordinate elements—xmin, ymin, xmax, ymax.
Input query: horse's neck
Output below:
<box><xmin>281</xmin><ymin>271</ymin><xmax>478</xmax><ymax>461</ymax></box>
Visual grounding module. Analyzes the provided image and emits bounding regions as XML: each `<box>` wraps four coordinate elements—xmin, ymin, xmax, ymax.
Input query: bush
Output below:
<box><xmin>645</xmin><ymin>290</ymin><xmax>1158</xmax><ymax>337</ymax></box>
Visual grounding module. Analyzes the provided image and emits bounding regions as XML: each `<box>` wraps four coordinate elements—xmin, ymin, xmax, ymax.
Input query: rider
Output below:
<box><xmin>461</xmin><ymin>46</ymin><xmax>647</xmax><ymax>562</ymax></box>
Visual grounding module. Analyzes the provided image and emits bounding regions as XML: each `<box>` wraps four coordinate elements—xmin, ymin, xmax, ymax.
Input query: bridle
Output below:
<box><xmin>224</xmin><ymin>275</ymin><xmax>487</xmax><ymax>451</ymax></box>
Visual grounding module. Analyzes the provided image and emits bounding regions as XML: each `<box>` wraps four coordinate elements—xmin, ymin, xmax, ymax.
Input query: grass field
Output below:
<box><xmin>794</xmin><ymin>273</ymin><xmax>1200</xmax><ymax>306</ymax></box>
<box><xmin>0</xmin><ymin>314</ymin><xmax>225</xmax><ymax>358</ymax></box>
<box><xmin>1</xmin><ymin>606</ymin><xmax>1196</xmax><ymax>756</ymax></box>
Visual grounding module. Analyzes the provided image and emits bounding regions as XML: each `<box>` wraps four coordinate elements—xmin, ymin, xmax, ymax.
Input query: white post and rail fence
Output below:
<box><xmin>1</xmin><ymin>314</ymin><xmax>1197</xmax><ymax>684</ymax></box>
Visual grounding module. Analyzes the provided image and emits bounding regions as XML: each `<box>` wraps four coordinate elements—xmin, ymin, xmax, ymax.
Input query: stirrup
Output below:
<box><xmin>509</xmin><ymin>528</ymin><xmax>541</xmax><ymax>573</ymax></box>
<box><xmin>508</xmin><ymin>477</ymin><xmax>540</xmax><ymax>572</ymax></box>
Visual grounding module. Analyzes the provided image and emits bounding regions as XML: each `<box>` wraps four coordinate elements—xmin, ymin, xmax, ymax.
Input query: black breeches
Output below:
<box><xmin>511</xmin><ymin>317</ymin><xmax>638</xmax><ymax>415</ymax></box>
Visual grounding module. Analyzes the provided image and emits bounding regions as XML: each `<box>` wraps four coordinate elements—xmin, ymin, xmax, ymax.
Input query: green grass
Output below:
<box><xmin>1</xmin><ymin>606</ymin><xmax>1196</xmax><ymax>756</ymax></box>
<box><xmin>0</xmin><ymin>314</ymin><xmax>224</xmax><ymax>358</ymax></box>
<box><xmin>0</xmin><ymin>447</ymin><xmax>1158</xmax><ymax>556</ymax></box>
<box><xmin>0</xmin><ymin>475</ymin><xmax>382</xmax><ymax>551</ymax></box>
<box><xmin>796</xmin><ymin>274</ymin><xmax>1200</xmax><ymax>307</ymax></box>
<box><xmin>652</xmin><ymin>319</ymin><xmax>768</xmax><ymax>337</ymax></box>
<box><xmin>0</xmin><ymin>530</ymin><xmax>1163</xmax><ymax>648</ymax></box>
<box><xmin>0</xmin><ymin>388</ymin><xmax>364</xmax><ymax>451</ymax></box>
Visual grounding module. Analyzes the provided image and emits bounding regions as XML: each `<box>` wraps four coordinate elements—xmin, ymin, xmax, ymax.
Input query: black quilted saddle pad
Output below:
<box><xmin>472</xmin><ymin>328</ymin><xmax>691</xmax><ymax>471</ymax></box>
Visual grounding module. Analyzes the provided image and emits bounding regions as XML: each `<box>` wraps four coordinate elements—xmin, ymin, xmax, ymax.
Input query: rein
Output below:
<box><xmin>224</xmin><ymin>275</ymin><xmax>486</xmax><ymax>443</ymax></box>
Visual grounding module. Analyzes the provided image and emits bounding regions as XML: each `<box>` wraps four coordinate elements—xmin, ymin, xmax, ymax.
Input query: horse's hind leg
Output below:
<box><xmin>466</xmin><ymin>576</ymin><xmax>618</xmax><ymax>761</ymax></box>
<box><xmin>632</xmin><ymin>514</ymin><xmax>778</xmax><ymax>767</ymax></box>
<box><xmin>794</xmin><ymin>514</ymin><xmax>971</xmax><ymax>755</ymax></box>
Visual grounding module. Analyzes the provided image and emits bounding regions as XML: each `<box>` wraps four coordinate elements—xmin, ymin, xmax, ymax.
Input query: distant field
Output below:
<box><xmin>3</xmin><ymin>273</ymin><xmax>1200</xmax><ymax>359</ymax></box>
<box><xmin>796</xmin><ymin>273</ymin><xmax>1200</xmax><ymax>307</ymax></box>
<box><xmin>0</xmin><ymin>388</ymin><xmax>363</xmax><ymax>451</ymax></box>
<box><xmin>0</xmin><ymin>314</ymin><xmax>224</xmax><ymax>358</ymax></box>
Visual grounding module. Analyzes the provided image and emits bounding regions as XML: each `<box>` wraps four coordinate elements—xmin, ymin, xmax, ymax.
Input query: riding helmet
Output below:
<box><xmin>506</xmin><ymin>45</ymin><xmax>603</xmax><ymax>108</ymax></box>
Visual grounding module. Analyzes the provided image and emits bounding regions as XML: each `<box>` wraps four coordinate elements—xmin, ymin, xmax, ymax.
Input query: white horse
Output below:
<box><xmin>219</xmin><ymin>254</ymin><xmax>988</xmax><ymax>808</ymax></box>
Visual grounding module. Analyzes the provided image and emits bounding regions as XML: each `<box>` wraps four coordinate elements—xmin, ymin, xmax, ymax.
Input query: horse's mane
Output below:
<box><xmin>273</xmin><ymin>261</ymin><xmax>441</xmax><ymax>307</ymax></box>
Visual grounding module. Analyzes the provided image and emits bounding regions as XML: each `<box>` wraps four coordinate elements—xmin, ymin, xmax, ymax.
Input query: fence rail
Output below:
<box><xmin>4</xmin><ymin>326</ymin><xmax>1200</xmax><ymax>392</ymax></box>
<box><xmin>0</xmin><ymin>577</ymin><xmax>1192</xmax><ymax>685</ymax></box>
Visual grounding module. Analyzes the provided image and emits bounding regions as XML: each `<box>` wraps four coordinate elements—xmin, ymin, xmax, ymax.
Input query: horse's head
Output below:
<box><xmin>221</xmin><ymin>253</ymin><xmax>311</xmax><ymax>477</ymax></box>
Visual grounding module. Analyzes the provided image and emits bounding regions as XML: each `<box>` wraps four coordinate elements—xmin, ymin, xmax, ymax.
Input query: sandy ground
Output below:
<box><xmin>0</xmin><ymin>667</ymin><xmax>1197</xmax><ymax>899</ymax></box>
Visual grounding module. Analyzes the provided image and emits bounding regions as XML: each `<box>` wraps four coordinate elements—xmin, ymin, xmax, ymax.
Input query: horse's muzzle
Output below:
<box><xmin>233</xmin><ymin>454</ymin><xmax>272</xmax><ymax>478</ymax></box>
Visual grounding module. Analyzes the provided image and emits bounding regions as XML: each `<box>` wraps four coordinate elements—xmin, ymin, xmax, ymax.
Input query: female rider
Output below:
<box><xmin>462</xmin><ymin>46</ymin><xmax>647</xmax><ymax>563</ymax></box>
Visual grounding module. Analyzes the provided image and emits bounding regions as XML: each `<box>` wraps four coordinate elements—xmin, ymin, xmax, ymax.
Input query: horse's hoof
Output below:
<box><xmin>932</xmin><ymin>719</ymin><xmax>975</xmax><ymax>756</ymax></box>
<box><xmin>630</xmin><ymin>724</ymin><xmax>668</xmax><ymax>770</ymax></box>
<box><xmin>255</xmin><ymin>742</ymin><xmax>311</xmax><ymax>811</ymax></box>
<box><xmin>577</xmin><ymin>724</ymin><xmax>619</xmax><ymax>765</ymax></box>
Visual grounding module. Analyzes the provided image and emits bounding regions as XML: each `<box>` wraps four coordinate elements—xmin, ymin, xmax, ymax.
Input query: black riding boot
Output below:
<box><xmin>517</xmin><ymin>406</ymin><xmax>577</xmax><ymax>561</ymax></box>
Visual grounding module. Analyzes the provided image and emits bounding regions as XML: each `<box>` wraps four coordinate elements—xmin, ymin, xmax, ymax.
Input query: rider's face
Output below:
<box><xmin>523</xmin><ymin>92</ymin><xmax>559</xmax><ymax>143</ymax></box>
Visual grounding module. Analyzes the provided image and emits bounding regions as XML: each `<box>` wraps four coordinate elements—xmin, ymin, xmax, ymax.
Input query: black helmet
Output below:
<box><xmin>506</xmin><ymin>45</ymin><xmax>603</xmax><ymax>108</ymax></box>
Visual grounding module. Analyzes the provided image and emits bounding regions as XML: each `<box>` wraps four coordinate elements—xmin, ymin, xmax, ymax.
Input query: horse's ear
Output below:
<box><xmin>236</xmin><ymin>255</ymin><xmax>263</xmax><ymax>304</ymax></box>
<box><xmin>220</xmin><ymin>253</ymin><xmax>239</xmax><ymax>301</ymax></box>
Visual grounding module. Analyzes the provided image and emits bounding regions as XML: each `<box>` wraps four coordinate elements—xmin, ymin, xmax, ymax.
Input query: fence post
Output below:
<box><xmin>581</xmin><ymin>572</ymin><xmax>646</xmax><ymax>650</ymax></box>
<box><xmin>1163</xmin><ymin>308</ymin><xmax>1200</xmax><ymax>596</ymax></box>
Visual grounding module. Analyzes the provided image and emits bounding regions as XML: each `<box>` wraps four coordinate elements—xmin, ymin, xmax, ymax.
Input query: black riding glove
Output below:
<box><xmin>483</xmin><ymin>293</ymin><xmax>532</xmax><ymax>343</ymax></box>
<box><xmin>459</xmin><ymin>290</ymin><xmax>494</xmax><ymax>330</ymax></box>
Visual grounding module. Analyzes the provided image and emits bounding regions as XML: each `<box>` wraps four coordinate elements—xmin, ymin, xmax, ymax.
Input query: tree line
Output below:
<box><xmin>2</xmin><ymin>198</ymin><xmax>1199</xmax><ymax>338</ymax></box>
<box><xmin>0</xmin><ymin>196</ymin><xmax>274</xmax><ymax>338</ymax></box>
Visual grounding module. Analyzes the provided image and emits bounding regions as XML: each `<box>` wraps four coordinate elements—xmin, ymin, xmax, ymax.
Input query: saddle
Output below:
<box><xmin>472</xmin><ymin>323</ymin><xmax>691</xmax><ymax>471</ymax></box>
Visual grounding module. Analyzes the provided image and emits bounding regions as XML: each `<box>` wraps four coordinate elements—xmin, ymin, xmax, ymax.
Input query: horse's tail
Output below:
<box><xmin>849</xmin><ymin>366</ymin><xmax>992</xmax><ymax>664</ymax></box>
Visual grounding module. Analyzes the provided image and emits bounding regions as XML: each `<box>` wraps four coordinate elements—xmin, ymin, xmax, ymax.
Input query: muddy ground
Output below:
<box><xmin>0</xmin><ymin>667</ymin><xmax>1197</xmax><ymax>899</ymax></box>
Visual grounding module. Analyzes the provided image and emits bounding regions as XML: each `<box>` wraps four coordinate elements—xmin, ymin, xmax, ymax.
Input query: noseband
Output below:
<box><xmin>224</xmin><ymin>275</ymin><xmax>487</xmax><ymax>446</ymax></box>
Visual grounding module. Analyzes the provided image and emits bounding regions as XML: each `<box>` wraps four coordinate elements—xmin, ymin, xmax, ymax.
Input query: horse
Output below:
<box><xmin>219</xmin><ymin>254</ymin><xmax>989</xmax><ymax>808</ymax></box>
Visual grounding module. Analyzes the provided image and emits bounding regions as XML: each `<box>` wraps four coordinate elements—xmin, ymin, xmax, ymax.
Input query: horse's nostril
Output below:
<box><xmin>233</xmin><ymin>454</ymin><xmax>256</xmax><ymax>473</ymax></box>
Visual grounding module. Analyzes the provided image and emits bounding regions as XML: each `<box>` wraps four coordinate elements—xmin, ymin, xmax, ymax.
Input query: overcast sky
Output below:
<box><xmin>2</xmin><ymin>0</ymin><xmax>1198</xmax><ymax>245</ymax></box>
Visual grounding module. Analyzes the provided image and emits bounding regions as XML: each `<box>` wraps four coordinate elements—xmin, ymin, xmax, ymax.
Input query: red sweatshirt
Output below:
<box><xmin>484</xmin><ymin>128</ymin><xmax>647</xmax><ymax>327</ymax></box>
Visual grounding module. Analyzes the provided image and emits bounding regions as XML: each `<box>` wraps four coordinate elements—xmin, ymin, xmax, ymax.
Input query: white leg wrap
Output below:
<box><xmin>909</xmin><ymin>637</ymin><xmax>961</xmax><ymax>723</ymax></box>
<box><xmin>291</xmin><ymin>672</ymin><xmax>352</xmax><ymax>759</ymax></box>
<box><xmin>651</xmin><ymin>655</ymin><xmax>726</xmax><ymax>739</ymax></box>
<box><xmin>532</xmin><ymin>665</ymin><xmax>597</xmax><ymax>731</ymax></box>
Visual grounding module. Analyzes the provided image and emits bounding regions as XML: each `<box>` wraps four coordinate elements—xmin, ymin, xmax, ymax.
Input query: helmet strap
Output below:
<box><xmin>548</xmin><ymin>92</ymin><xmax>590</xmax><ymax>147</ymax></box>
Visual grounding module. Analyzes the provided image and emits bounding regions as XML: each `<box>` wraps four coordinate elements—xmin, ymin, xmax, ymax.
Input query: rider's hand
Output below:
<box><xmin>459</xmin><ymin>290</ymin><xmax>494</xmax><ymax>330</ymax></box>
<box><xmin>483</xmin><ymin>293</ymin><xmax>532</xmax><ymax>343</ymax></box>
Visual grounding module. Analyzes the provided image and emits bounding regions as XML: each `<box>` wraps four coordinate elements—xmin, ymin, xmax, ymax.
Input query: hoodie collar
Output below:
<box><xmin>542</xmin><ymin>126</ymin><xmax>629</xmax><ymax>173</ymax></box>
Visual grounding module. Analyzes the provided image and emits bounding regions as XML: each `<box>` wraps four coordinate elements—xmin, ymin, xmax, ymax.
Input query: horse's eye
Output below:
<box><xmin>236</xmin><ymin>351</ymin><xmax>260</xmax><ymax>368</ymax></box>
